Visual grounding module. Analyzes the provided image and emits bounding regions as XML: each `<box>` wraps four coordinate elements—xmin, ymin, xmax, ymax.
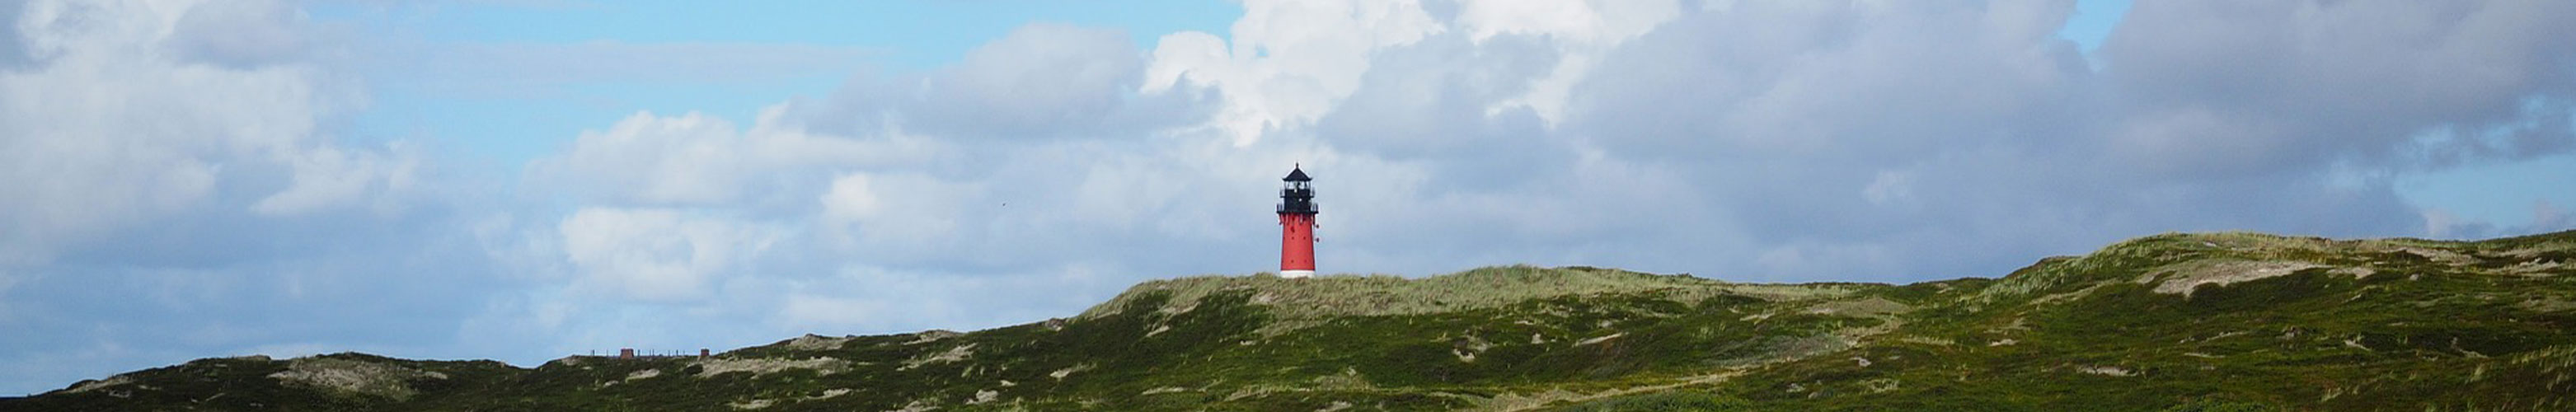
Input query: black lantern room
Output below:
<box><xmin>1278</xmin><ymin>166</ymin><xmax>1316</xmax><ymax>215</ymax></box>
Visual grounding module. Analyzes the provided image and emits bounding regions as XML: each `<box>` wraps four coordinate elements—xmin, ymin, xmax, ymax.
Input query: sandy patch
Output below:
<box><xmin>786</xmin><ymin>335</ymin><xmax>852</xmax><ymax>350</ymax></box>
<box><xmin>907</xmin><ymin>330</ymin><xmax>962</xmax><ymax>344</ymax></box>
<box><xmin>693</xmin><ymin>357</ymin><xmax>852</xmax><ymax>377</ymax></box>
<box><xmin>1049</xmin><ymin>363</ymin><xmax>1092</xmax><ymax>380</ymax></box>
<box><xmin>62</xmin><ymin>375</ymin><xmax>133</xmax><ymax>394</ymax></box>
<box><xmin>2073</xmin><ymin>365</ymin><xmax>2136</xmax><ymax>377</ymax></box>
<box><xmin>2392</xmin><ymin>246</ymin><xmax>2475</xmax><ymax>265</ymax></box>
<box><xmin>2504</xmin><ymin>260</ymin><xmax>2568</xmax><ymax>277</ymax></box>
<box><xmin>266</xmin><ymin>357</ymin><xmax>448</xmax><ymax>400</ymax></box>
<box><xmin>1574</xmin><ymin>333</ymin><xmax>1626</xmax><ymax>346</ymax></box>
<box><xmin>2519</xmin><ymin>297</ymin><xmax>2576</xmax><ymax>312</ymax></box>
<box><xmin>900</xmin><ymin>344</ymin><xmax>977</xmax><ymax>371</ymax></box>
<box><xmin>2150</xmin><ymin>260</ymin><xmax>2327</xmax><ymax>296</ymax></box>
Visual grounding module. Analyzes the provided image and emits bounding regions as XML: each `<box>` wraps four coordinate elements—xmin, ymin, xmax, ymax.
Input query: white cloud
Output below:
<box><xmin>253</xmin><ymin>143</ymin><xmax>421</xmax><ymax>216</ymax></box>
<box><xmin>536</xmin><ymin>107</ymin><xmax>928</xmax><ymax>206</ymax></box>
<box><xmin>551</xmin><ymin>112</ymin><xmax>754</xmax><ymax>205</ymax></box>
<box><xmin>1143</xmin><ymin>0</ymin><xmax>1445</xmax><ymax>145</ymax></box>
<box><xmin>1451</xmin><ymin>0</ymin><xmax>1683</xmax><ymax>123</ymax></box>
<box><xmin>1453</xmin><ymin>0</ymin><xmax>1677</xmax><ymax>43</ymax></box>
<box><xmin>557</xmin><ymin>208</ymin><xmax>778</xmax><ymax>302</ymax></box>
<box><xmin>0</xmin><ymin>0</ymin><xmax>404</xmax><ymax>265</ymax></box>
<box><xmin>819</xmin><ymin>172</ymin><xmax>974</xmax><ymax>251</ymax></box>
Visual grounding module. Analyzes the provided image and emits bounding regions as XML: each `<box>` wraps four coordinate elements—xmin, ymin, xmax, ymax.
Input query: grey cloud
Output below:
<box><xmin>0</xmin><ymin>189</ymin><xmax>523</xmax><ymax>395</ymax></box>
<box><xmin>810</xmin><ymin>142</ymin><xmax>1268</xmax><ymax>274</ymax></box>
<box><xmin>525</xmin><ymin>21</ymin><xmax>1237</xmax><ymax>296</ymax></box>
<box><xmin>913</xmin><ymin>23</ymin><xmax>1147</xmax><ymax>138</ymax></box>
<box><xmin>1459</xmin><ymin>0</ymin><xmax>2553</xmax><ymax>281</ymax></box>
<box><xmin>0</xmin><ymin>1</ymin><xmax>26</xmax><ymax>68</ymax></box>
<box><xmin>1565</xmin><ymin>1</ymin><xmax>2088</xmax><ymax>242</ymax></box>
<box><xmin>500</xmin><ymin>23</ymin><xmax>1258</xmax><ymax>378</ymax></box>
<box><xmin>795</xmin><ymin>23</ymin><xmax>1214</xmax><ymax>142</ymax></box>
<box><xmin>0</xmin><ymin>0</ymin><xmax>490</xmax><ymax>394</ymax></box>
<box><xmin>2424</xmin><ymin>200</ymin><xmax>2576</xmax><ymax>240</ymax></box>
<box><xmin>1316</xmin><ymin>32</ymin><xmax>1565</xmax><ymax>190</ymax></box>
<box><xmin>2100</xmin><ymin>0</ymin><xmax>2576</xmax><ymax>177</ymax></box>
<box><xmin>1290</xmin><ymin>32</ymin><xmax>1724</xmax><ymax>277</ymax></box>
<box><xmin>168</xmin><ymin>0</ymin><xmax>307</xmax><ymax>68</ymax></box>
<box><xmin>1573</xmin><ymin>1</ymin><xmax>2088</xmax><ymax>166</ymax></box>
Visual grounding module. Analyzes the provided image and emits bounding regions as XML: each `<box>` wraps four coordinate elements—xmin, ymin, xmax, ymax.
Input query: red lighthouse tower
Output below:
<box><xmin>1277</xmin><ymin>166</ymin><xmax>1318</xmax><ymax>278</ymax></box>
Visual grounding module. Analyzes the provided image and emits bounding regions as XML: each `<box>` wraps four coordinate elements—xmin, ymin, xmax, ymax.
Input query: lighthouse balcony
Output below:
<box><xmin>1276</xmin><ymin>202</ymin><xmax>1319</xmax><ymax>213</ymax></box>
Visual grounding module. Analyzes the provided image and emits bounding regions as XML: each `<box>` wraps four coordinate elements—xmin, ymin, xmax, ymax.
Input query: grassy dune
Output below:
<box><xmin>6</xmin><ymin>230</ymin><xmax>2573</xmax><ymax>411</ymax></box>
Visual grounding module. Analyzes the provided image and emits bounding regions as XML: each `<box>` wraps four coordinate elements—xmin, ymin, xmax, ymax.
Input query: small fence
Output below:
<box><xmin>579</xmin><ymin>348</ymin><xmax>712</xmax><ymax>359</ymax></box>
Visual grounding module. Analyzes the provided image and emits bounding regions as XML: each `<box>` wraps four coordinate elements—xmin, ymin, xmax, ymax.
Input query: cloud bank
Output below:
<box><xmin>4</xmin><ymin>0</ymin><xmax>2574</xmax><ymax>396</ymax></box>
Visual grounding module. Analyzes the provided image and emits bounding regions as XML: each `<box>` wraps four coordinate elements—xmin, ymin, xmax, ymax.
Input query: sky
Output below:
<box><xmin>2</xmin><ymin>0</ymin><xmax>2573</xmax><ymax>396</ymax></box>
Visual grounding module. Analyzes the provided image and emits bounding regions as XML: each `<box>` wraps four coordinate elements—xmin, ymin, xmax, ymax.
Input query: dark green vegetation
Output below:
<box><xmin>7</xmin><ymin>231</ymin><xmax>2574</xmax><ymax>411</ymax></box>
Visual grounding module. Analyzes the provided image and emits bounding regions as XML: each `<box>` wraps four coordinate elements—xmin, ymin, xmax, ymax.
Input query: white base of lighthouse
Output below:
<box><xmin>1280</xmin><ymin>269</ymin><xmax>1314</xmax><ymax>279</ymax></box>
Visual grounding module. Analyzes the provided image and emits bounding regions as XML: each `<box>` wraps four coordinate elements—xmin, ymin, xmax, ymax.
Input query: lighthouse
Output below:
<box><xmin>1277</xmin><ymin>166</ymin><xmax>1318</xmax><ymax>279</ymax></box>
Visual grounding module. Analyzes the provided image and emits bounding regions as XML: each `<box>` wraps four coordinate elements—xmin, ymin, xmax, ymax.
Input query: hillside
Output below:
<box><xmin>6</xmin><ymin>231</ymin><xmax>2574</xmax><ymax>411</ymax></box>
